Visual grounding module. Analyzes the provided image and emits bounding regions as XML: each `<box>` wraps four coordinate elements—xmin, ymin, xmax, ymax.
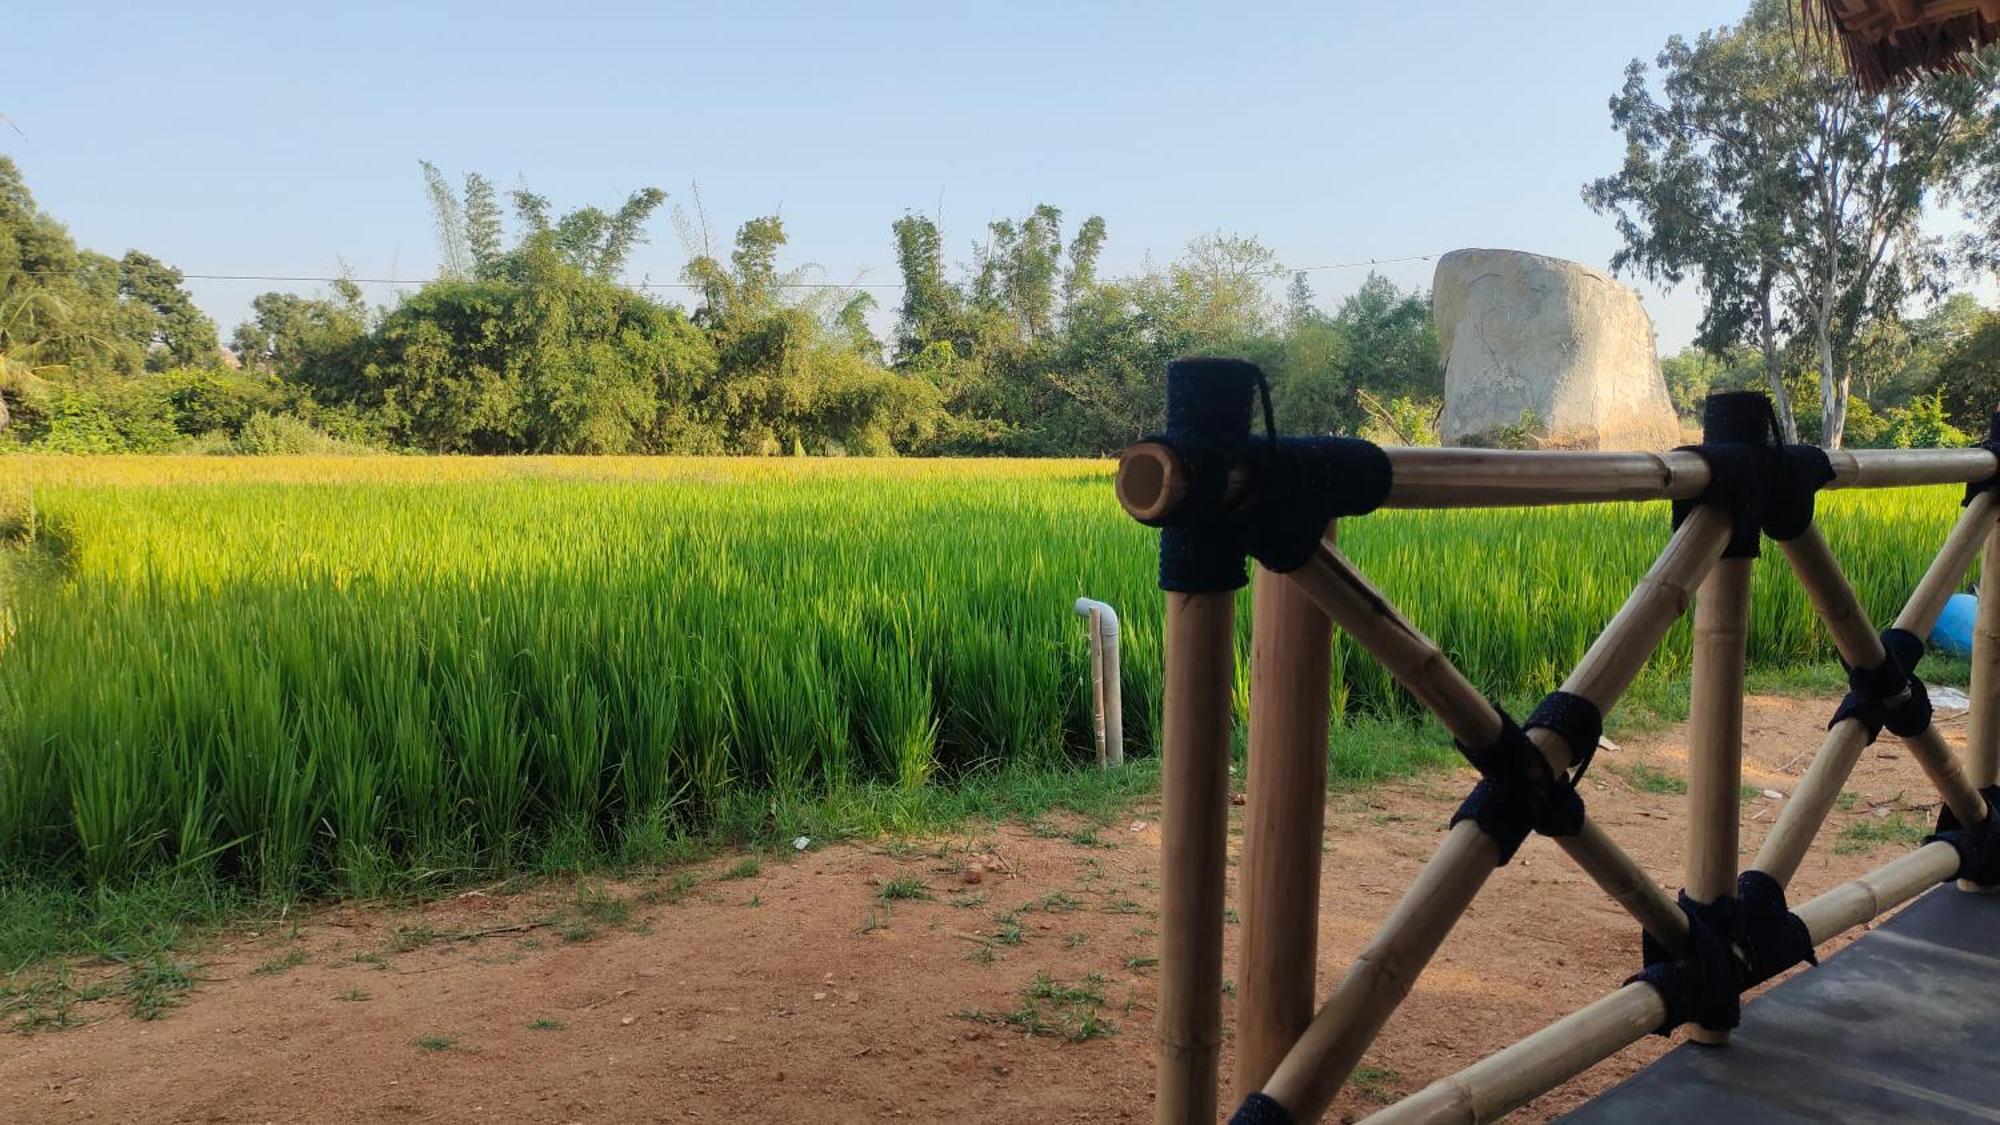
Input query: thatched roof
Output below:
<box><xmin>1805</xmin><ymin>0</ymin><xmax>2000</xmax><ymax>89</ymax></box>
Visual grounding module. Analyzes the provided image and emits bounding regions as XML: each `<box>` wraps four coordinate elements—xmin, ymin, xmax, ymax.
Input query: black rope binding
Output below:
<box><xmin>1524</xmin><ymin>690</ymin><xmax>1604</xmax><ymax>781</ymax></box>
<box><xmin>1449</xmin><ymin>702</ymin><xmax>1587</xmax><ymax>865</ymax></box>
<box><xmin>1628</xmin><ymin>870</ymin><xmax>1817</xmax><ymax>1035</ymax></box>
<box><xmin>1143</xmin><ymin>358</ymin><xmax>1393</xmax><ymax>593</ymax></box>
<box><xmin>1669</xmin><ymin>392</ymin><xmax>1834</xmax><ymax>557</ymax></box>
<box><xmin>1827</xmin><ymin>628</ymin><xmax>1932</xmax><ymax>746</ymax></box>
<box><xmin>1228</xmin><ymin>1092</ymin><xmax>1295</xmax><ymax>1125</ymax></box>
<box><xmin>1926</xmin><ymin>784</ymin><xmax>2000</xmax><ymax>887</ymax></box>
<box><xmin>1969</xmin><ymin>409</ymin><xmax>2000</xmax><ymax>507</ymax></box>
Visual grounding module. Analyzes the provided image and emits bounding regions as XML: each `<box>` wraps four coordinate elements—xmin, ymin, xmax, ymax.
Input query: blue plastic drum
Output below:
<box><xmin>1933</xmin><ymin>592</ymin><xmax>1979</xmax><ymax>657</ymax></box>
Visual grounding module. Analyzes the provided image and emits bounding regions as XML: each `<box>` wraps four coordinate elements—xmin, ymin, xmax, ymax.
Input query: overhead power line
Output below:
<box><xmin>10</xmin><ymin>253</ymin><xmax>1444</xmax><ymax>292</ymax></box>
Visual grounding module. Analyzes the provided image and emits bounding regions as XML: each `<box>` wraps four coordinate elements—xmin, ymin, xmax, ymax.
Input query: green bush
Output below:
<box><xmin>232</xmin><ymin>411</ymin><xmax>346</xmax><ymax>455</ymax></box>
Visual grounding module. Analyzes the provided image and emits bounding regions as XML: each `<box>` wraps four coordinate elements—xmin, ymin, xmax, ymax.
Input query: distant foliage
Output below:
<box><xmin>0</xmin><ymin>148</ymin><xmax>1987</xmax><ymax>458</ymax></box>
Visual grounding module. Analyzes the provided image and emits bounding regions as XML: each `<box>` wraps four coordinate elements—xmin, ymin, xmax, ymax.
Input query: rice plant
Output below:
<box><xmin>0</xmin><ymin>454</ymin><xmax>1978</xmax><ymax>900</ymax></box>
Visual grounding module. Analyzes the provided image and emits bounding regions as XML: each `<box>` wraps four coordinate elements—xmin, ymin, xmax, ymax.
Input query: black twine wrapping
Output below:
<box><xmin>1670</xmin><ymin>392</ymin><xmax>1833</xmax><ymax>558</ymax></box>
<box><xmin>1927</xmin><ymin>784</ymin><xmax>2000</xmax><ymax>887</ymax></box>
<box><xmin>1828</xmin><ymin>628</ymin><xmax>1932</xmax><ymax>745</ymax></box>
<box><xmin>1228</xmin><ymin>1092</ymin><xmax>1296</xmax><ymax>1125</ymax></box>
<box><xmin>1142</xmin><ymin>358</ymin><xmax>1392</xmax><ymax>592</ymax></box>
<box><xmin>1524</xmin><ymin>690</ymin><xmax>1604</xmax><ymax>781</ymax></box>
<box><xmin>1628</xmin><ymin>870</ymin><xmax>1817</xmax><ymax>1035</ymax></box>
<box><xmin>1449</xmin><ymin>705</ymin><xmax>1586</xmax><ymax>865</ymax></box>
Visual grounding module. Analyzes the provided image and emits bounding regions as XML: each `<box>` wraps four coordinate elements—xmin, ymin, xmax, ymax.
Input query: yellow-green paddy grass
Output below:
<box><xmin>0</xmin><ymin>455</ymin><xmax>1978</xmax><ymax>901</ymax></box>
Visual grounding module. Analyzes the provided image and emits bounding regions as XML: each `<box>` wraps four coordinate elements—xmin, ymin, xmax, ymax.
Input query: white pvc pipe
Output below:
<box><xmin>1073</xmin><ymin>597</ymin><xmax>1124</xmax><ymax>768</ymax></box>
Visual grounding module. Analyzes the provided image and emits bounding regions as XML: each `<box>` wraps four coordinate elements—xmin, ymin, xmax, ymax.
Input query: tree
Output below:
<box><xmin>422</xmin><ymin>163</ymin><xmax>668</xmax><ymax>280</ymax></box>
<box><xmin>1933</xmin><ymin>308</ymin><xmax>2000</xmax><ymax>430</ymax></box>
<box><xmin>976</xmin><ymin>204</ymin><xmax>1065</xmax><ymax>338</ymax></box>
<box><xmin>1584</xmin><ymin>0</ymin><xmax>1999</xmax><ymax>447</ymax></box>
<box><xmin>1064</xmin><ymin>216</ymin><xmax>1107</xmax><ymax>309</ymax></box>
<box><xmin>890</xmin><ymin>214</ymin><xmax>958</xmax><ymax>363</ymax></box>
<box><xmin>420</xmin><ymin>160</ymin><xmax>471</xmax><ymax>280</ymax></box>
<box><xmin>683</xmin><ymin>215</ymin><xmax>939</xmax><ymax>454</ymax></box>
<box><xmin>119</xmin><ymin>251</ymin><xmax>219</xmax><ymax>369</ymax></box>
<box><xmin>231</xmin><ymin>279</ymin><xmax>370</xmax><ymax>396</ymax></box>
<box><xmin>1331</xmin><ymin>273</ymin><xmax>1440</xmax><ymax>403</ymax></box>
<box><xmin>359</xmin><ymin>246</ymin><xmax>714</xmax><ymax>453</ymax></box>
<box><xmin>1138</xmin><ymin>232</ymin><xmax>1280</xmax><ymax>350</ymax></box>
<box><xmin>462</xmin><ymin>173</ymin><xmax>504</xmax><ymax>276</ymax></box>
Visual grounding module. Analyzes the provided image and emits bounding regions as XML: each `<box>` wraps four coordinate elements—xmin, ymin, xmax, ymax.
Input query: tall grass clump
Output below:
<box><xmin>0</xmin><ymin>454</ymin><xmax>1978</xmax><ymax>904</ymax></box>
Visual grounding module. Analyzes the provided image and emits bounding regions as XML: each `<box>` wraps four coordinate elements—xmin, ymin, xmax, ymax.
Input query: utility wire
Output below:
<box><xmin>11</xmin><ymin>252</ymin><xmax>1444</xmax><ymax>291</ymax></box>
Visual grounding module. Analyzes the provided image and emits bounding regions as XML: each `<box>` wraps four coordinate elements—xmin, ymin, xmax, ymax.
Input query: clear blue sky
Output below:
<box><xmin>8</xmin><ymin>0</ymin><xmax>1755</xmax><ymax>352</ymax></box>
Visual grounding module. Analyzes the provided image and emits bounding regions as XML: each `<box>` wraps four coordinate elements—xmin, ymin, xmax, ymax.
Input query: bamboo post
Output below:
<box><xmin>1966</xmin><ymin>511</ymin><xmax>2000</xmax><ymax>893</ymax></box>
<box><xmin>1969</xmin><ymin>512</ymin><xmax>2000</xmax><ymax>792</ymax></box>
<box><xmin>1157</xmin><ymin>590</ymin><xmax>1236</xmax><ymax>1125</ymax></box>
<box><xmin>1236</xmin><ymin>563</ymin><xmax>1334</xmax><ymax>1098</ymax></box>
<box><xmin>1682</xmin><ymin>556</ymin><xmax>1752</xmax><ymax>1046</ymax></box>
<box><xmin>1357</xmin><ymin>841</ymin><xmax>1962</xmax><ymax>1125</ymax></box>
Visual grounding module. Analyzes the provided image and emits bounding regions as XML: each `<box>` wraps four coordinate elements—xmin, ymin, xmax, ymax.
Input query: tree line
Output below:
<box><xmin>3</xmin><ymin>0</ymin><xmax>1997</xmax><ymax>458</ymax></box>
<box><xmin>0</xmin><ymin>156</ymin><xmax>1445</xmax><ymax>457</ymax></box>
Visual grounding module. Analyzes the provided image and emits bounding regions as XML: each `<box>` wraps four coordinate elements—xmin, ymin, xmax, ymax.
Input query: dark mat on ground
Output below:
<box><xmin>1563</xmin><ymin>884</ymin><xmax>2000</xmax><ymax>1124</ymax></box>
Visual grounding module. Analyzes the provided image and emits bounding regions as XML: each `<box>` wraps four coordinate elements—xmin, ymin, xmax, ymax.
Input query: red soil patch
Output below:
<box><xmin>0</xmin><ymin>694</ymin><xmax>1973</xmax><ymax>1123</ymax></box>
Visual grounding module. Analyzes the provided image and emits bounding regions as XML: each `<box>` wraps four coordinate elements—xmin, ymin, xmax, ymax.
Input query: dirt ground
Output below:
<box><xmin>0</xmin><ymin>693</ymin><xmax>1976</xmax><ymax>1124</ymax></box>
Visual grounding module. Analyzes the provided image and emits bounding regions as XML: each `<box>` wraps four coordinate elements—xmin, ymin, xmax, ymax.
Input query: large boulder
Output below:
<box><xmin>1432</xmin><ymin>248</ymin><xmax>1680</xmax><ymax>450</ymax></box>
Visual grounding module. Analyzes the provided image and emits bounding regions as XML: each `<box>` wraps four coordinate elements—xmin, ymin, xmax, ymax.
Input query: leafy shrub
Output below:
<box><xmin>232</xmin><ymin>411</ymin><xmax>346</xmax><ymax>454</ymax></box>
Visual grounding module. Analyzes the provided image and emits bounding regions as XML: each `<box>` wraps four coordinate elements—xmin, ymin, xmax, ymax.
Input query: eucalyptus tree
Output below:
<box><xmin>1585</xmin><ymin>0</ymin><xmax>1999</xmax><ymax>446</ymax></box>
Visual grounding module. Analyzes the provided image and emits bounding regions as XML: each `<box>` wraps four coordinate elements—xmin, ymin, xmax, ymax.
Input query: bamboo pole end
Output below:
<box><xmin>1116</xmin><ymin>442</ymin><xmax>1185</xmax><ymax>523</ymax></box>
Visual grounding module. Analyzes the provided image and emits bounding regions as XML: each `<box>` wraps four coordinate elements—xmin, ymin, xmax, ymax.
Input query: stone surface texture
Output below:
<box><xmin>1433</xmin><ymin>248</ymin><xmax>1681</xmax><ymax>450</ymax></box>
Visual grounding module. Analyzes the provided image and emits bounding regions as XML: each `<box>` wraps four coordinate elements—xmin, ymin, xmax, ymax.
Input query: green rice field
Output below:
<box><xmin>0</xmin><ymin>455</ymin><xmax>1981</xmax><ymax>902</ymax></box>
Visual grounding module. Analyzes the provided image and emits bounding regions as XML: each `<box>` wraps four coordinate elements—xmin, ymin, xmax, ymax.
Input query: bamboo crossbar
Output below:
<box><xmin>1114</xmin><ymin>444</ymin><xmax>1999</xmax><ymax>521</ymax></box>
<box><xmin>1554</xmin><ymin>508</ymin><xmax>1733</xmax><ymax>708</ymax></box>
<box><xmin>1260</xmin><ymin>821</ymin><xmax>1500</xmax><ymax>1121</ymax></box>
<box><xmin>1355</xmin><ymin>841</ymin><xmax>1964</xmax><ymax>1125</ymax></box>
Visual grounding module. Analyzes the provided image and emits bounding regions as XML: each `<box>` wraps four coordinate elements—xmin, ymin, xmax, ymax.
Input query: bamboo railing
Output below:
<box><xmin>1116</xmin><ymin>366</ymin><xmax>2000</xmax><ymax>1125</ymax></box>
